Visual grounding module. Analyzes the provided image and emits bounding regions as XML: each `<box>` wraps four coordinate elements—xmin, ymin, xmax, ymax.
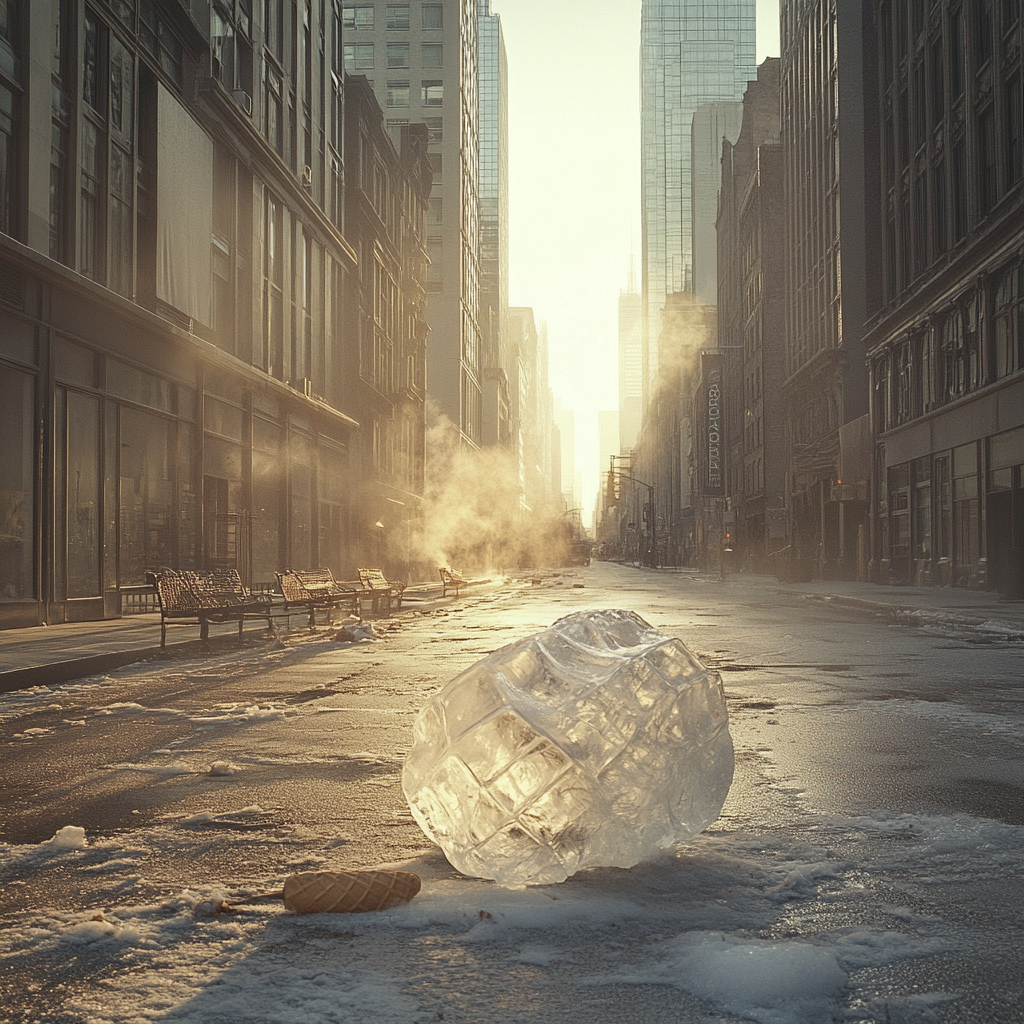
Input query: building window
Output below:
<box><xmin>932</xmin><ymin>157</ymin><xmax>946</xmax><ymax>257</ymax></box>
<box><xmin>0</xmin><ymin>82</ymin><xmax>16</xmax><ymax>240</ymax></box>
<box><xmin>993</xmin><ymin>264</ymin><xmax>1022</xmax><ymax>379</ymax></box>
<box><xmin>263</xmin><ymin>190</ymin><xmax>283</xmax><ymax>377</ymax></box>
<box><xmin>894</xmin><ymin>343</ymin><xmax>911</xmax><ymax>426</ymax></box>
<box><xmin>427</xmin><ymin>196</ymin><xmax>442</xmax><ymax>226</ymax></box>
<box><xmin>387</xmin><ymin>42</ymin><xmax>409</xmax><ymax>68</ymax></box>
<box><xmin>342</xmin><ymin>5</ymin><xmax>373</xmax><ymax>30</ymax></box>
<box><xmin>80</xmin><ymin>121</ymin><xmax>104</xmax><ymax>282</ymax></box>
<box><xmin>422</xmin><ymin>43</ymin><xmax>443</xmax><ymax>68</ymax></box>
<box><xmin>425</xmin><ymin>116</ymin><xmax>442</xmax><ymax>144</ymax></box>
<box><xmin>386</xmin><ymin>5</ymin><xmax>410</xmax><ymax>30</ymax></box>
<box><xmin>386</xmin><ymin>80</ymin><xmax>409</xmax><ymax>107</ymax></box>
<box><xmin>264</xmin><ymin>63</ymin><xmax>283</xmax><ymax>152</ymax></box>
<box><xmin>978</xmin><ymin>106</ymin><xmax>997</xmax><ymax>213</ymax></box>
<box><xmin>1005</xmin><ymin>78</ymin><xmax>1022</xmax><ymax>186</ymax></box>
<box><xmin>421</xmin><ymin>80</ymin><xmax>443</xmax><ymax>106</ymax></box>
<box><xmin>139</xmin><ymin>1</ymin><xmax>183</xmax><ymax>88</ymax></box>
<box><xmin>951</xmin><ymin>136</ymin><xmax>967</xmax><ymax>240</ymax></box>
<box><xmin>422</xmin><ymin>5</ymin><xmax>442</xmax><ymax>30</ymax></box>
<box><xmin>915</xmin><ymin>330</ymin><xmax>934</xmax><ymax>416</ymax></box>
<box><xmin>343</xmin><ymin>42</ymin><xmax>374</xmax><ymax>69</ymax></box>
<box><xmin>940</xmin><ymin>303</ymin><xmax>979</xmax><ymax>400</ymax></box>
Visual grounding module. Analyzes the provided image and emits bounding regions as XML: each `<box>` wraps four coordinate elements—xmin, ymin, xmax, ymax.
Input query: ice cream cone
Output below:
<box><xmin>282</xmin><ymin>869</ymin><xmax>421</xmax><ymax>914</ymax></box>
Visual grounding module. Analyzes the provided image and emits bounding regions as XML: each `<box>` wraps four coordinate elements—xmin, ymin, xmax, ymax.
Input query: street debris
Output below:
<box><xmin>403</xmin><ymin>610</ymin><xmax>733</xmax><ymax>886</ymax></box>
<box><xmin>335</xmin><ymin>620</ymin><xmax>379</xmax><ymax>644</ymax></box>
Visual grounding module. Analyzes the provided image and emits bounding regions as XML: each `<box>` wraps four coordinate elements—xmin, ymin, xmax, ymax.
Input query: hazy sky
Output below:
<box><xmin>489</xmin><ymin>0</ymin><xmax>781</xmax><ymax>523</ymax></box>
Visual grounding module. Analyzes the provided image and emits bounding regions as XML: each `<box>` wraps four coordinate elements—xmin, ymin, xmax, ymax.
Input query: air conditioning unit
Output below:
<box><xmin>302</xmin><ymin>165</ymin><xmax>313</xmax><ymax>189</ymax></box>
<box><xmin>231</xmin><ymin>90</ymin><xmax>252</xmax><ymax>116</ymax></box>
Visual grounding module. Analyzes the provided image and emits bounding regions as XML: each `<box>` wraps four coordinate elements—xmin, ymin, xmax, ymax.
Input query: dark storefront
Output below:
<box><xmin>0</xmin><ymin>269</ymin><xmax>355</xmax><ymax>630</ymax></box>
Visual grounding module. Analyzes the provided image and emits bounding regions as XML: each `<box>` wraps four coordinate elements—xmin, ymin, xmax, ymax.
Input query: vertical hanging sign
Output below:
<box><xmin>705</xmin><ymin>358</ymin><xmax>724</xmax><ymax>496</ymax></box>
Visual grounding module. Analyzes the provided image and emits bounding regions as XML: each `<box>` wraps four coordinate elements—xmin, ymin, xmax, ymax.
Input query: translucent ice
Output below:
<box><xmin>402</xmin><ymin>610</ymin><xmax>733</xmax><ymax>886</ymax></box>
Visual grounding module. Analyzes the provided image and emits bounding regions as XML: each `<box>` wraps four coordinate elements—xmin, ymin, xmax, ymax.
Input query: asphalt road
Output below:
<box><xmin>2</xmin><ymin>562</ymin><xmax>1023</xmax><ymax>1023</ymax></box>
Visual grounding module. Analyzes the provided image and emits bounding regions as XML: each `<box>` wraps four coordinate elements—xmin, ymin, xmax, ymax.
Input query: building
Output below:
<box><xmin>343</xmin><ymin>76</ymin><xmax>433</xmax><ymax>576</ymax></box>
<box><xmin>632</xmin><ymin>292</ymin><xmax>717</xmax><ymax>567</ymax></box>
<box><xmin>715</xmin><ymin>58</ymin><xmax>786</xmax><ymax>571</ymax></box>
<box><xmin>639</xmin><ymin>0</ymin><xmax>756</xmax><ymax>405</ymax></box>
<box><xmin>477</xmin><ymin>0</ymin><xmax>510</xmax><ymax>454</ymax></box>
<box><xmin>342</xmin><ymin>0</ymin><xmax>482</xmax><ymax>445</ymax></box>
<box><xmin>618</xmin><ymin>269</ymin><xmax>643</xmax><ymax>454</ymax></box>
<box><xmin>781</xmin><ymin>0</ymin><xmax>881</xmax><ymax>578</ymax></box>
<box><xmin>595</xmin><ymin>409</ymin><xmax>619</xmax><ymax>534</ymax></box>
<box><xmin>0</xmin><ymin>0</ymin><xmax>373</xmax><ymax>629</ymax></box>
<box><xmin>690</xmin><ymin>101</ymin><xmax>742</xmax><ymax>306</ymax></box>
<box><xmin>865</xmin><ymin>0</ymin><xmax>1024</xmax><ymax>597</ymax></box>
<box><xmin>552</xmin><ymin>399</ymin><xmax>576</xmax><ymax>511</ymax></box>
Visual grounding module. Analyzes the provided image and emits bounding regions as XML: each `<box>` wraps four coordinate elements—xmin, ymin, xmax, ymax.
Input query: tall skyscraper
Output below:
<box><xmin>690</xmin><ymin>101</ymin><xmax>743</xmax><ymax>306</ymax></box>
<box><xmin>344</xmin><ymin>1</ymin><xmax>482</xmax><ymax>445</ymax></box>
<box><xmin>478</xmin><ymin>1</ymin><xmax>510</xmax><ymax>452</ymax></box>
<box><xmin>640</xmin><ymin>0</ymin><xmax>756</xmax><ymax>403</ymax></box>
<box><xmin>618</xmin><ymin>267</ymin><xmax>643</xmax><ymax>454</ymax></box>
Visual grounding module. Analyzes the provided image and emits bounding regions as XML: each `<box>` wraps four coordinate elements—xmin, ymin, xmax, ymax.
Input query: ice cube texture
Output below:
<box><xmin>402</xmin><ymin>610</ymin><xmax>734</xmax><ymax>886</ymax></box>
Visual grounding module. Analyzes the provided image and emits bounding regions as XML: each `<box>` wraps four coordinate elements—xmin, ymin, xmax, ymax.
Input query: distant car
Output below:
<box><xmin>569</xmin><ymin>539</ymin><xmax>592</xmax><ymax>566</ymax></box>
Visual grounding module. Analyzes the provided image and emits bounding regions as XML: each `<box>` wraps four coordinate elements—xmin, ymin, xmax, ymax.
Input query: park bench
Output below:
<box><xmin>438</xmin><ymin>565</ymin><xmax>466</xmax><ymax>598</ymax></box>
<box><xmin>276</xmin><ymin>567</ymin><xmax>361</xmax><ymax>626</ymax></box>
<box><xmin>150</xmin><ymin>568</ymin><xmax>274</xmax><ymax>647</ymax></box>
<box><xmin>358</xmin><ymin>568</ymin><xmax>406</xmax><ymax>615</ymax></box>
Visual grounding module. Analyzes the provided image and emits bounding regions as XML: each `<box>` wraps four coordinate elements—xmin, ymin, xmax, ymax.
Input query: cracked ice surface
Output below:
<box><xmin>402</xmin><ymin>610</ymin><xmax>734</xmax><ymax>886</ymax></box>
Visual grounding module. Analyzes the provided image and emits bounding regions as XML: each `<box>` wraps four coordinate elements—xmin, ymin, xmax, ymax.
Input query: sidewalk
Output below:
<box><xmin>686</xmin><ymin>566</ymin><xmax>1024</xmax><ymax>633</ymax></box>
<box><xmin>0</xmin><ymin>578</ymin><xmax>483</xmax><ymax>694</ymax></box>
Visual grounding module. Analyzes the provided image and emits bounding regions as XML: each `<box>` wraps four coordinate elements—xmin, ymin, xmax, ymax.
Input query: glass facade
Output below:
<box><xmin>640</xmin><ymin>0</ymin><xmax>756</xmax><ymax>391</ymax></box>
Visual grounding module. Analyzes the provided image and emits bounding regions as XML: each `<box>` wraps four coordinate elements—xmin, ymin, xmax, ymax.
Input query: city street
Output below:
<box><xmin>2</xmin><ymin>561</ymin><xmax>1023</xmax><ymax>1024</ymax></box>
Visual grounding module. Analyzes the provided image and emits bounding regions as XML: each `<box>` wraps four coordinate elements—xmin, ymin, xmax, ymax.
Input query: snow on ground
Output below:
<box><xmin>3</xmin><ymin>808</ymin><xmax>1021</xmax><ymax>1024</ymax></box>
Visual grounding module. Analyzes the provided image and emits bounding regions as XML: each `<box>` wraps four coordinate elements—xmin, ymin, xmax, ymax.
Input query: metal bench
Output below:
<box><xmin>276</xmin><ymin>568</ymin><xmax>361</xmax><ymax>626</ymax></box>
<box><xmin>150</xmin><ymin>569</ymin><xmax>274</xmax><ymax>647</ymax></box>
<box><xmin>438</xmin><ymin>565</ymin><xmax>466</xmax><ymax>598</ymax></box>
<box><xmin>358</xmin><ymin>568</ymin><xmax>406</xmax><ymax>615</ymax></box>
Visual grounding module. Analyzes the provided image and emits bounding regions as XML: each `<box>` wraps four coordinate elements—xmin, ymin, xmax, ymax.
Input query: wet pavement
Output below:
<box><xmin>2</xmin><ymin>563</ymin><xmax>1023</xmax><ymax>1024</ymax></box>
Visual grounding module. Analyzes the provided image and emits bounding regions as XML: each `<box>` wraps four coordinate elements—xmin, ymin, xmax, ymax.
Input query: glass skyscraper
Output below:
<box><xmin>478</xmin><ymin>1</ymin><xmax>510</xmax><ymax>451</ymax></box>
<box><xmin>640</xmin><ymin>0</ymin><xmax>756</xmax><ymax>401</ymax></box>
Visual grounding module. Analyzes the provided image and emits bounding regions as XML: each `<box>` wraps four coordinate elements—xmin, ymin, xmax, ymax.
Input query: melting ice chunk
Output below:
<box><xmin>402</xmin><ymin>610</ymin><xmax>733</xmax><ymax>886</ymax></box>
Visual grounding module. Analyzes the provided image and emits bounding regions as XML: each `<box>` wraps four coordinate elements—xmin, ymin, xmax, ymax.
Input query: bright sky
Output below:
<box><xmin>490</xmin><ymin>0</ymin><xmax>781</xmax><ymax>526</ymax></box>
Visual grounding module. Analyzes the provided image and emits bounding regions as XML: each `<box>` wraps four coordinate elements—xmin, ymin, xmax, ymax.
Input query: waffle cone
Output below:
<box><xmin>282</xmin><ymin>870</ymin><xmax>421</xmax><ymax>914</ymax></box>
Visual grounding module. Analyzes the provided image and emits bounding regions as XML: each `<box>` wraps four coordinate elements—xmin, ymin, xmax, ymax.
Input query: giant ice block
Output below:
<box><xmin>402</xmin><ymin>610</ymin><xmax>733</xmax><ymax>886</ymax></box>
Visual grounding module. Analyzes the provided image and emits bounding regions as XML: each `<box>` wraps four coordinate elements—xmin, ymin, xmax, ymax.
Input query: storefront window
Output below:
<box><xmin>318</xmin><ymin>439</ymin><xmax>346</xmax><ymax>576</ymax></box>
<box><xmin>66</xmin><ymin>391</ymin><xmax>101</xmax><ymax>597</ymax></box>
<box><xmin>888</xmin><ymin>462</ymin><xmax>911</xmax><ymax>576</ymax></box>
<box><xmin>0</xmin><ymin>368</ymin><xmax>35</xmax><ymax>601</ymax></box>
<box><xmin>953</xmin><ymin>443</ymin><xmax>979</xmax><ymax>579</ymax></box>
<box><xmin>913</xmin><ymin>458</ymin><xmax>932</xmax><ymax>562</ymax></box>
<box><xmin>120</xmin><ymin>406</ymin><xmax>175</xmax><ymax>583</ymax></box>
<box><xmin>290</xmin><ymin>429</ymin><xmax>313</xmax><ymax>569</ymax></box>
<box><xmin>252</xmin><ymin>416</ymin><xmax>283</xmax><ymax>584</ymax></box>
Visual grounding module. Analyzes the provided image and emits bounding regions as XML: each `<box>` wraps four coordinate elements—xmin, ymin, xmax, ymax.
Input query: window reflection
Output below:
<box><xmin>119</xmin><ymin>405</ymin><xmax>174</xmax><ymax>583</ymax></box>
<box><xmin>0</xmin><ymin>369</ymin><xmax>35</xmax><ymax>601</ymax></box>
